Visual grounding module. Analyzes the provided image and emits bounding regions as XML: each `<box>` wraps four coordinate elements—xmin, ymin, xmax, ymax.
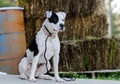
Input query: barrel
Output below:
<box><xmin>0</xmin><ymin>7</ymin><xmax>26</xmax><ymax>74</ymax></box>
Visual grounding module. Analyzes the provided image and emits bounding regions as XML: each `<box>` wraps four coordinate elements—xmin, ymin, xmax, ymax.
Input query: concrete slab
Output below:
<box><xmin>0</xmin><ymin>75</ymin><xmax>120</xmax><ymax>84</ymax></box>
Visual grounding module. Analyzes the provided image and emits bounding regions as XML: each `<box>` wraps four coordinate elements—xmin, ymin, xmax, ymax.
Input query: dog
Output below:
<box><xmin>19</xmin><ymin>11</ymin><xmax>66</xmax><ymax>82</ymax></box>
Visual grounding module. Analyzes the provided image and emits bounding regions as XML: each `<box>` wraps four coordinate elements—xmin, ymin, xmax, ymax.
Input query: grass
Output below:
<box><xmin>59</xmin><ymin>72</ymin><xmax>120</xmax><ymax>80</ymax></box>
<box><xmin>96</xmin><ymin>72</ymin><xmax>120</xmax><ymax>80</ymax></box>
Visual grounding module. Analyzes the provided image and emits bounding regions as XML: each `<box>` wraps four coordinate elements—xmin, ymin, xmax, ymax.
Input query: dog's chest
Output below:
<box><xmin>45</xmin><ymin>39</ymin><xmax>55</xmax><ymax>58</ymax></box>
<box><xmin>38</xmin><ymin>37</ymin><xmax>60</xmax><ymax>63</ymax></box>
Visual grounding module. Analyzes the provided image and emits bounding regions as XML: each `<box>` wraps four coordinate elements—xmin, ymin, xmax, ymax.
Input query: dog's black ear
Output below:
<box><xmin>46</xmin><ymin>11</ymin><xmax>52</xmax><ymax>18</ymax></box>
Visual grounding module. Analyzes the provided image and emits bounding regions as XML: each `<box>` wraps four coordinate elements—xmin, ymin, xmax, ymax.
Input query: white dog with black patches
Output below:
<box><xmin>19</xmin><ymin>11</ymin><xmax>66</xmax><ymax>82</ymax></box>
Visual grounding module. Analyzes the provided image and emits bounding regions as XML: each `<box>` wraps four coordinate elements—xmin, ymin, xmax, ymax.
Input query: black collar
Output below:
<box><xmin>44</xmin><ymin>25</ymin><xmax>52</xmax><ymax>35</ymax></box>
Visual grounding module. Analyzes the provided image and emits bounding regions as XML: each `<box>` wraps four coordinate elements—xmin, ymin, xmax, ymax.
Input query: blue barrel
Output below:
<box><xmin>0</xmin><ymin>7</ymin><xmax>26</xmax><ymax>74</ymax></box>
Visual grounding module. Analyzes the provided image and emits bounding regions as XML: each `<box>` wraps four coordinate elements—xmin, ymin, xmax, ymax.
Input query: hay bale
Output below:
<box><xmin>17</xmin><ymin>0</ymin><xmax>108</xmax><ymax>46</ymax></box>
<box><xmin>17</xmin><ymin>0</ymin><xmax>111</xmax><ymax>72</ymax></box>
<box><xmin>59</xmin><ymin>38</ymin><xmax>120</xmax><ymax>71</ymax></box>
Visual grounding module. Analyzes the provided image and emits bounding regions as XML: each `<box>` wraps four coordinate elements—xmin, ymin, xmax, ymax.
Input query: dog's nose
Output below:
<box><xmin>60</xmin><ymin>24</ymin><xmax>64</xmax><ymax>30</ymax></box>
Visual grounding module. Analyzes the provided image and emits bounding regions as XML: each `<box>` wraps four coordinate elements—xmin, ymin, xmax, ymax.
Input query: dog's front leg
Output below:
<box><xmin>53</xmin><ymin>54</ymin><xmax>64</xmax><ymax>82</ymax></box>
<box><xmin>29</xmin><ymin>55</ymin><xmax>39</xmax><ymax>82</ymax></box>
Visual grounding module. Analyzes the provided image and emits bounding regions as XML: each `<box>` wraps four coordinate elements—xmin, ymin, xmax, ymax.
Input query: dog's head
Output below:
<box><xmin>44</xmin><ymin>11</ymin><xmax>66</xmax><ymax>34</ymax></box>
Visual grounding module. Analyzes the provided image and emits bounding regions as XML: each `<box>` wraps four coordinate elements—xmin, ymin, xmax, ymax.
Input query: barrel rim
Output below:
<box><xmin>0</xmin><ymin>7</ymin><xmax>24</xmax><ymax>10</ymax></box>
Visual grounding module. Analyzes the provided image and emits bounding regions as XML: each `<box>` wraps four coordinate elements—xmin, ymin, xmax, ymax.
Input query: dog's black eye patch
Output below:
<box><xmin>48</xmin><ymin>12</ymin><xmax>59</xmax><ymax>24</ymax></box>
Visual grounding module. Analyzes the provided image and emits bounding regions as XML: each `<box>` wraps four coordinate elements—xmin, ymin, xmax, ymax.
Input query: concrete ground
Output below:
<box><xmin>0</xmin><ymin>75</ymin><xmax>120</xmax><ymax>84</ymax></box>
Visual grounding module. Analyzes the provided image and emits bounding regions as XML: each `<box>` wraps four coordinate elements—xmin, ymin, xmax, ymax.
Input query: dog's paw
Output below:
<box><xmin>29</xmin><ymin>77</ymin><xmax>37</xmax><ymax>82</ymax></box>
<box><xmin>56</xmin><ymin>77</ymin><xmax>65</xmax><ymax>82</ymax></box>
<box><xmin>38</xmin><ymin>75</ymin><xmax>55</xmax><ymax>80</ymax></box>
<box><xmin>20</xmin><ymin>74</ymin><xmax>27</xmax><ymax>80</ymax></box>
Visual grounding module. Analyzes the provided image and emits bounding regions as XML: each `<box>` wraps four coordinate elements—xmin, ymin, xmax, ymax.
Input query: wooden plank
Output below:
<box><xmin>79</xmin><ymin>69</ymin><xmax>120</xmax><ymax>73</ymax></box>
<box><xmin>50</xmin><ymin>69</ymin><xmax>120</xmax><ymax>74</ymax></box>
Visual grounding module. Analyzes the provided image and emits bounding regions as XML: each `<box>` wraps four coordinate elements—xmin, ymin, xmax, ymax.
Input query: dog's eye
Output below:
<box><xmin>62</xmin><ymin>19</ymin><xmax>65</xmax><ymax>21</ymax></box>
<box><xmin>54</xmin><ymin>19</ymin><xmax>57</xmax><ymax>22</ymax></box>
<box><xmin>51</xmin><ymin>18</ymin><xmax>58</xmax><ymax>24</ymax></box>
<box><xmin>53</xmin><ymin>18</ymin><xmax>57</xmax><ymax>22</ymax></box>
